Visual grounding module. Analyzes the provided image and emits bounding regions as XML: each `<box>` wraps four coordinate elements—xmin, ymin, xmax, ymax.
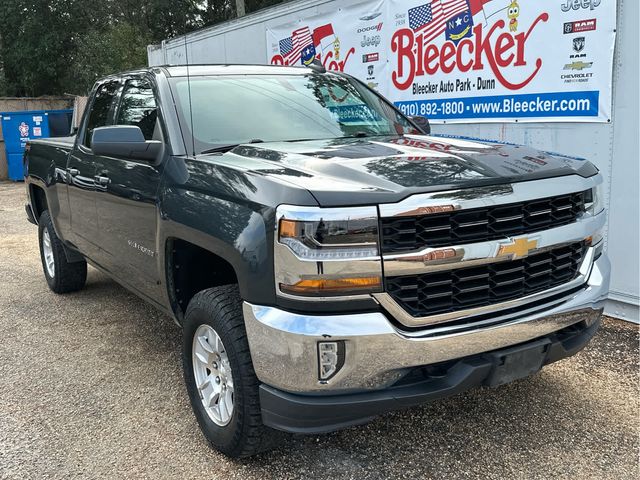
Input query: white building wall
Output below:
<box><xmin>148</xmin><ymin>0</ymin><xmax>639</xmax><ymax>321</ymax></box>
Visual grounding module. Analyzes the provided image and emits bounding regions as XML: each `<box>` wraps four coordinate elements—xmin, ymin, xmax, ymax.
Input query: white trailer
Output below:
<box><xmin>148</xmin><ymin>0</ymin><xmax>639</xmax><ymax>322</ymax></box>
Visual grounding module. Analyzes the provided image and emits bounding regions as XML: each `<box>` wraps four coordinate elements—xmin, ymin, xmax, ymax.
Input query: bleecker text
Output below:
<box><xmin>271</xmin><ymin>47</ymin><xmax>356</xmax><ymax>71</ymax></box>
<box><xmin>391</xmin><ymin>14</ymin><xmax>549</xmax><ymax>91</ymax></box>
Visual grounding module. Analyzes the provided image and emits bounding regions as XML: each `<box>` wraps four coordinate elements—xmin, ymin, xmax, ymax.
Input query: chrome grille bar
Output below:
<box><xmin>374</xmin><ymin>175</ymin><xmax>604</xmax><ymax>328</ymax></box>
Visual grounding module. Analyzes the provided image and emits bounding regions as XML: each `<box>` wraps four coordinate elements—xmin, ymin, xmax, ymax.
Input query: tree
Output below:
<box><xmin>245</xmin><ymin>0</ymin><xmax>284</xmax><ymax>15</ymax></box>
<box><xmin>0</xmin><ymin>0</ymin><xmax>278</xmax><ymax>96</ymax></box>
<box><xmin>69</xmin><ymin>24</ymin><xmax>151</xmax><ymax>94</ymax></box>
<box><xmin>0</xmin><ymin>1</ymin><xmax>78</xmax><ymax>96</ymax></box>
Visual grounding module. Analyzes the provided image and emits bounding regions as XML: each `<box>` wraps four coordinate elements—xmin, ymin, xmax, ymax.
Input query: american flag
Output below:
<box><xmin>279</xmin><ymin>26</ymin><xmax>313</xmax><ymax>65</ymax></box>
<box><xmin>408</xmin><ymin>0</ymin><xmax>470</xmax><ymax>45</ymax></box>
<box><xmin>279</xmin><ymin>37</ymin><xmax>293</xmax><ymax>56</ymax></box>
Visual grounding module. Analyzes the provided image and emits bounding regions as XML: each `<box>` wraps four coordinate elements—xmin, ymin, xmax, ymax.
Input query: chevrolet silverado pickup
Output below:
<box><xmin>24</xmin><ymin>65</ymin><xmax>609</xmax><ymax>458</ymax></box>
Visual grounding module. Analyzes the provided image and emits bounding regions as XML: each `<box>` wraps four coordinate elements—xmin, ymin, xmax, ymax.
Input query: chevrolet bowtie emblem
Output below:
<box><xmin>498</xmin><ymin>237</ymin><xmax>538</xmax><ymax>259</ymax></box>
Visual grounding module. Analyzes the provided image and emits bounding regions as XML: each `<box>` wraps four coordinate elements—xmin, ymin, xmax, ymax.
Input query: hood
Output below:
<box><xmin>219</xmin><ymin>134</ymin><xmax>597</xmax><ymax>206</ymax></box>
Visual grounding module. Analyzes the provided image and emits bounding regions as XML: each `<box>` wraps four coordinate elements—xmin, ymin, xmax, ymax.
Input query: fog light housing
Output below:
<box><xmin>318</xmin><ymin>341</ymin><xmax>345</xmax><ymax>381</ymax></box>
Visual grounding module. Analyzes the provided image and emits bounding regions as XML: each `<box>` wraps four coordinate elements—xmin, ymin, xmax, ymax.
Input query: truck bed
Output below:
<box><xmin>29</xmin><ymin>135</ymin><xmax>76</xmax><ymax>149</ymax></box>
<box><xmin>26</xmin><ymin>135</ymin><xmax>76</xmax><ymax>183</ymax></box>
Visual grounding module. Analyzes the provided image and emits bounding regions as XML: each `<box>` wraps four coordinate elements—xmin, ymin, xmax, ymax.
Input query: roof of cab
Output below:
<box><xmin>157</xmin><ymin>64</ymin><xmax>320</xmax><ymax>77</ymax></box>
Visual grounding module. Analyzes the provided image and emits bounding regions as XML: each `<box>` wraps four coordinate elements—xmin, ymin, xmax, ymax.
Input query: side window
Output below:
<box><xmin>83</xmin><ymin>81</ymin><xmax>119</xmax><ymax>148</ymax></box>
<box><xmin>116</xmin><ymin>79</ymin><xmax>158</xmax><ymax>140</ymax></box>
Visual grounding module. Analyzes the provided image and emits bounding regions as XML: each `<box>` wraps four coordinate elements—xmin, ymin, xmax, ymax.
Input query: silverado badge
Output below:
<box><xmin>498</xmin><ymin>237</ymin><xmax>538</xmax><ymax>259</ymax></box>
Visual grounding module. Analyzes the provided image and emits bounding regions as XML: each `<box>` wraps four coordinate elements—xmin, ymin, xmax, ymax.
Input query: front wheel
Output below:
<box><xmin>38</xmin><ymin>210</ymin><xmax>87</xmax><ymax>294</ymax></box>
<box><xmin>182</xmin><ymin>285</ymin><xmax>285</xmax><ymax>458</ymax></box>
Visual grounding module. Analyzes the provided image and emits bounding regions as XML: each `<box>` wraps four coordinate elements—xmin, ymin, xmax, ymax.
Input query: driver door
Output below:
<box><xmin>93</xmin><ymin>75</ymin><xmax>165</xmax><ymax>300</ymax></box>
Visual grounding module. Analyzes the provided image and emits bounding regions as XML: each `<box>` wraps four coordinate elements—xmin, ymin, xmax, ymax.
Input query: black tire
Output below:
<box><xmin>182</xmin><ymin>285</ymin><xmax>285</xmax><ymax>458</ymax></box>
<box><xmin>38</xmin><ymin>210</ymin><xmax>87</xmax><ymax>294</ymax></box>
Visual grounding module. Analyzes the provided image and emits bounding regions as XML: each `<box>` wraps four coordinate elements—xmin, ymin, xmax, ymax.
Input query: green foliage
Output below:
<box><xmin>245</xmin><ymin>0</ymin><xmax>287</xmax><ymax>15</ymax></box>
<box><xmin>69</xmin><ymin>24</ymin><xmax>151</xmax><ymax>94</ymax></box>
<box><xmin>0</xmin><ymin>0</ymin><xmax>77</xmax><ymax>96</ymax></box>
<box><xmin>0</xmin><ymin>0</ymin><xmax>287</xmax><ymax>96</ymax></box>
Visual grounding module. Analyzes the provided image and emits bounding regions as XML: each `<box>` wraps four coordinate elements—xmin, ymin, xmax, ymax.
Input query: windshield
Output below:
<box><xmin>169</xmin><ymin>73</ymin><xmax>415</xmax><ymax>154</ymax></box>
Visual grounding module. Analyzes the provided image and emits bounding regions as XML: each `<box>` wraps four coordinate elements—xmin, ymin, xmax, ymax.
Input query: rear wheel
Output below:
<box><xmin>182</xmin><ymin>285</ymin><xmax>285</xmax><ymax>458</ymax></box>
<box><xmin>38</xmin><ymin>210</ymin><xmax>87</xmax><ymax>293</ymax></box>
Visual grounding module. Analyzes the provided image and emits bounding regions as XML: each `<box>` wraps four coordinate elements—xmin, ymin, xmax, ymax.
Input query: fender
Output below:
<box><xmin>26</xmin><ymin>174</ymin><xmax>84</xmax><ymax>264</ymax></box>
<box><xmin>25</xmin><ymin>138</ymin><xmax>75</xmax><ymax>241</ymax></box>
<box><xmin>157</xmin><ymin>156</ymin><xmax>318</xmax><ymax>309</ymax></box>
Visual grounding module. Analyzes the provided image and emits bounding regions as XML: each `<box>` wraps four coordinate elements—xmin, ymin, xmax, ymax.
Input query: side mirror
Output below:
<box><xmin>91</xmin><ymin>125</ymin><xmax>162</xmax><ymax>161</ymax></box>
<box><xmin>409</xmin><ymin>115</ymin><xmax>431</xmax><ymax>135</ymax></box>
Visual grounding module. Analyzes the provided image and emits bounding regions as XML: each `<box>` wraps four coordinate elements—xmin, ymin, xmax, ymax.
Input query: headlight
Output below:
<box><xmin>583</xmin><ymin>182</ymin><xmax>605</xmax><ymax>258</ymax></box>
<box><xmin>278</xmin><ymin>213</ymin><xmax>378</xmax><ymax>259</ymax></box>
<box><xmin>585</xmin><ymin>183</ymin><xmax>604</xmax><ymax>216</ymax></box>
<box><xmin>275</xmin><ymin>205</ymin><xmax>382</xmax><ymax>298</ymax></box>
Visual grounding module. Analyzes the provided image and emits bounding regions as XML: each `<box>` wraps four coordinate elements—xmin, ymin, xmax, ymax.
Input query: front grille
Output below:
<box><xmin>386</xmin><ymin>241</ymin><xmax>587</xmax><ymax>318</ymax></box>
<box><xmin>380</xmin><ymin>191</ymin><xmax>587</xmax><ymax>253</ymax></box>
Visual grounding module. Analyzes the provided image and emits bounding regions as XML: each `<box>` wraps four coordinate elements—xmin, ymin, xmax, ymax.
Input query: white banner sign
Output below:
<box><xmin>266</xmin><ymin>1</ymin><xmax>388</xmax><ymax>91</ymax></box>
<box><xmin>266</xmin><ymin>0</ymin><xmax>615</xmax><ymax>123</ymax></box>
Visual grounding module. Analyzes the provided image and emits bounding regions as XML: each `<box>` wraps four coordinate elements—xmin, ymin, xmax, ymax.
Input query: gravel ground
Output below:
<box><xmin>0</xmin><ymin>181</ymin><xmax>638</xmax><ymax>479</ymax></box>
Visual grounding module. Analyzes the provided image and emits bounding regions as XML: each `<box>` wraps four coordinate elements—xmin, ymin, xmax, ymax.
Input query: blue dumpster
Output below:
<box><xmin>1</xmin><ymin>109</ymin><xmax>73</xmax><ymax>181</ymax></box>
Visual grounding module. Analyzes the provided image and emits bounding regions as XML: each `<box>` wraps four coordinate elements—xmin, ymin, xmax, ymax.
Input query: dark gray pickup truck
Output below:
<box><xmin>24</xmin><ymin>65</ymin><xmax>609</xmax><ymax>458</ymax></box>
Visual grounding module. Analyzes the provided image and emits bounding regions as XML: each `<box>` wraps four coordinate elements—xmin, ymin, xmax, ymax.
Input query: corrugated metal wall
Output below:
<box><xmin>148</xmin><ymin>0</ymin><xmax>639</xmax><ymax>321</ymax></box>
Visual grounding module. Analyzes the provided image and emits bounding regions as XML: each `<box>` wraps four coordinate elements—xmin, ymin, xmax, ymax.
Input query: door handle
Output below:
<box><xmin>67</xmin><ymin>168</ymin><xmax>79</xmax><ymax>176</ymax></box>
<box><xmin>95</xmin><ymin>175</ymin><xmax>111</xmax><ymax>186</ymax></box>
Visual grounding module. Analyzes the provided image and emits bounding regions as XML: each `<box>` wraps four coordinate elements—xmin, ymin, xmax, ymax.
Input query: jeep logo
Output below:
<box><xmin>361</xmin><ymin>34</ymin><xmax>381</xmax><ymax>48</ymax></box>
<box><xmin>561</xmin><ymin>0</ymin><xmax>601</xmax><ymax>12</ymax></box>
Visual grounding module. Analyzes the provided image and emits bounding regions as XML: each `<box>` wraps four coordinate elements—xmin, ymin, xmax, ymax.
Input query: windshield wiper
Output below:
<box><xmin>200</xmin><ymin>139</ymin><xmax>264</xmax><ymax>154</ymax></box>
<box><xmin>287</xmin><ymin>133</ymin><xmax>394</xmax><ymax>143</ymax></box>
<box><xmin>336</xmin><ymin>131</ymin><xmax>376</xmax><ymax>139</ymax></box>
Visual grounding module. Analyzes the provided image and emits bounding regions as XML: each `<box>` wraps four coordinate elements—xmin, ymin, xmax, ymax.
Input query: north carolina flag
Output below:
<box><xmin>408</xmin><ymin>1</ymin><xmax>468</xmax><ymax>46</ymax></box>
<box><xmin>278</xmin><ymin>26</ymin><xmax>314</xmax><ymax>64</ymax></box>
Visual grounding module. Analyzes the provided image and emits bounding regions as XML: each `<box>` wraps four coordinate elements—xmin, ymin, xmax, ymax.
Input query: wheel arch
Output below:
<box><xmin>165</xmin><ymin>236</ymin><xmax>243</xmax><ymax>322</ymax></box>
<box><xmin>29</xmin><ymin>183</ymin><xmax>49</xmax><ymax>220</ymax></box>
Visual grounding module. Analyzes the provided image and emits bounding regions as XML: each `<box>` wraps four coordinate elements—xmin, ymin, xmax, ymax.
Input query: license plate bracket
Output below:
<box><xmin>484</xmin><ymin>338</ymin><xmax>551</xmax><ymax>387</ymax></box>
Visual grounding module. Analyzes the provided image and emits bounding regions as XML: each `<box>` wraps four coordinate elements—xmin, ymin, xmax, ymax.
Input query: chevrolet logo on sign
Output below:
<box><xmin>564</xmin><ymin>61</ymin><xmax>593</xmax><ymax>70</ymax></box>
<box><xmin>498</xmin><ymin>238</ymin><xmax>538</xmax><ymax>259</ymax></box>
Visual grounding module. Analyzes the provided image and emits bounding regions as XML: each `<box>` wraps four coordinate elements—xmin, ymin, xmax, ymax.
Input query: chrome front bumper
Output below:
<box><xmin>244</xmin><ymin>254</ymin><xmax>610</xmax><ymax>394</ymax></box>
